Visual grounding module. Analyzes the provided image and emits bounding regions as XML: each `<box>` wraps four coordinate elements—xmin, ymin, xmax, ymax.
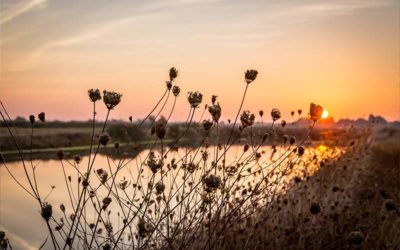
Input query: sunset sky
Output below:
<box><xmin>0</xmin><ymin>0</ymin><xmax>399</xmax><ymax>122</ymax></box>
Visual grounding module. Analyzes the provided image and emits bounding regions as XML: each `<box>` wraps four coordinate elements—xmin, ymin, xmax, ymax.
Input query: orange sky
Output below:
<box><xmin>0</xmin><ymin>0</ymin><xmax>399</xmax><ymax>122</ymax></box>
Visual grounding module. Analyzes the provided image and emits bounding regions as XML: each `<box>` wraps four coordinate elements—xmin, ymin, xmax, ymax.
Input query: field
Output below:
<box><xmin>0</xmin><ymin>71</ymin><xmax>399</xmax><ymax>250</ymax></box>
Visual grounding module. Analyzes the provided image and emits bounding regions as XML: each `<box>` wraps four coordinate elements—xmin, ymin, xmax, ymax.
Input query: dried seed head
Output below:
<box><xmin>41</xmin><ymin>203</ymin><xmax>53</xmax><ymax>221</ymax></box>
<box><xmin>118</xmin><ymin>180</ymin><xmax>128</xmax><ymax>190</ymax></box>
<box><xmin>89</xmin><ymin>190</ymin><xmax>96</xmax><ymax>198</ymax></box>
<box><xmin>103</xmin><ymin>243</ymin><xmax>111</xmax><ymax>250</ymax></box>
<box><xmin>259</xmin><ymin>110</ymin><xmax>264</xmax><ymax>117</ymax></box>
<box><xmin>310</xmin><ymin>103</ymin><xmax>323</xmax><ymax>122</ymax></box>
<box><xmin>82</xmin><ymin>178</ymin><xmax>89</xmax><ymax>188</ymax></box>
<box><xmin>102</xmin><ymin>197</ymin><xmax>112</xmax><ymax>210</ymax></box>
<box><xmin>99</xmin><ymin>132</ymin><xmax>111</xmax><ymax>146</ymax></box>
<box><xmin>97</xmin><ymin>169</ymin><xmax>108</xmax><ymax>184</ymax></box>
<box><xmin>74</xmin><ymin>155</ymin><xmax>81</xmax><ymax>164</ymax></box>
<box><xmin>155</xmin><ymin>182</ymin><xmax>165</xmax><ymax>194</ymax></box>
<box><xmin>298</xmin><ymin>146</ymin><xmax>305</xmax><ymax>156</ymax></box>
<box><xmin>29</xmin><ymin>115</ymin><xmax>35</xmax><ymax>124</ymax></box>
<box><xmin>166</xmin><ymin>81</ymin><xmax>172</xmax><ymax>90</ymax></box>
<box><xmin>172</xmin><ymin>86</ymin><xmax>181</xmax><ymax>96</ymax></box>
<box><xmin>245</xmin><ymin>69</ymin><xmax>258</xmax><ymax>84</ymax></box>
<box><xmin>152</xmin><ymin>116</ymin><xmax>167</xmax><ymax>139</ymax></box>
<box><xmin>105</xmin><ymin>222</ymin><xmax>113</xmax><ymax>235</ymax></box>
<box><xmin>147</xmin><ymin>152</ymin><xmax>163</xmax><ymax>173</ymax></box>
<box><xmin>38</xmin><ymin>112</ymin><xmax>45</xmax><ymax>122</ymax></box>
<box><xmin>203</xmin><ymin>175</ymin><xmax>222</xmax><ymax>192</ymax></box>
<box><xmin>240</xmin><ymin>110</ymin><xmax>255</xmax><ymax>128</ymax></box>
<box><xmin>188</xmin><ymin>91</ymin><xmax>203</xmax><ymax>108</ymax></box>
<box><xmin>88</xmin><ymin>89</ymin><xmax>101</xmax><ymax>102</ymax></box>
<box><xmin>271</xmin><ymin>108</ymin><xmax>281</xmax><ymax>121</ymax></box>
<box><xmin>60</xmin><ymin>204</ymin><xmax>65</xmax><ymax>212</ymax></box>
<box><xmin>208</xmin><ymin>103</ymin><xmax>221</xmax><ymax>122</ymax></box>
<box><xmin>310</xmin><ymin>202</ymin><xmax>321</xmax><ymax>215</ymax></box>
<box><xmin>211</xmin><ymin>95</ymin><xmax>218</xmax><ymax>104</ymax></box>
<box><xmin>298</xmin><ymin>109</ymin><xmax>302</xmax><ymax>115</ymax></box>
<box><xmin>348</xmin><ymin>231</ymin><xmax>364</xmax><ymax>246</ymax></box>
<box><xmin>290</xmin><ymin>136</ymin><xmax>296</xmax><ymax>145</ymax></box>
<box><xmin>380</xmin><ymin>190</ymin><xmax>390</xmax><ymax>199</ymax></box>
<box><xmin>202</xmin><ymin>119</ymin><xmax>213</xmax><ymax>131</ymax></box>
<box><xmin>169</xmin><ymin>67</ymin><xmax>178</xmax><ymax>81</ymax></box>
<box><xmin>244</xmin><ymin>144</ymin><xmax>250</xmax><ymax>152</ymax></box>
<box><xmin>138</xmin><ymin>218</ymin><xmax>152</xmax><ymax>238</ymax></box>
<box><xmin>385</xmin><ymin>199</ymin><xmax>397</xmax><ymax>211</ymax></box>
<box><xmin>291</xmin><ymin>111</ymin><xmax>295</xmax><ymax>116</ymax></box>
<box><xmin>103</xmin><ymin>90</ymin><xmax>122</xmax><ymax>110</ymax></box>
<box><xmin>281</xmin><ymin>120</ymin><xmax>286</xmax><ymax>127</ymax></box>
<box><xmin>0</xmin><ymin>231</ymin><xmax>7</xmax><ymax>249</ymax></box>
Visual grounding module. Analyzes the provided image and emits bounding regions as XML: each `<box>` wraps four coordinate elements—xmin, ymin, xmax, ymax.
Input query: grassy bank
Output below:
<box><xmin>188</xmin><ymin>127</ymin><xmax>400</xmax><ymax>249</ymax></box>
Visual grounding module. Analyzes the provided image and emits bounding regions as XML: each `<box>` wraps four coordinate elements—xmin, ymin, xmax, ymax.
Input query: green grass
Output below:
<box><xmin>1</xmin><ymin>139</ymin><xmax>175</xmax><ymax>155</ymax></box>
<box><xmin>0</xmin><ymin>127</ymin><xmax>102</xmax><ymax>137</ymax></box>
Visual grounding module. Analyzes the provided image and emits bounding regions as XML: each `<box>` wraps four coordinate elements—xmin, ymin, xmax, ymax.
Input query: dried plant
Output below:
<box><xmin>1</xmin><ymin>67</ymin><xmax>395</xmax><ymax>250</ymax></box>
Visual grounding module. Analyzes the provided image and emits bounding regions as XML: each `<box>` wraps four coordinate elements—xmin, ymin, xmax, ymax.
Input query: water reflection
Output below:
<box><xmin>0</xmin><ymin>145</ymin><xmax>343</xmax><ymax>249</ymax></box>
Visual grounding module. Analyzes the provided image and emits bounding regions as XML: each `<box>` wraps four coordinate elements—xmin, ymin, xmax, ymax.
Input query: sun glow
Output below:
<box><xmin>318</xmin><ymin>145</ymin><xmax>328</xmax><ymax>152</ymax></box>
<box><xmin>322</xmin><ymin>110</ymin><xmax>329</xmax><ymax>119</ymax></box>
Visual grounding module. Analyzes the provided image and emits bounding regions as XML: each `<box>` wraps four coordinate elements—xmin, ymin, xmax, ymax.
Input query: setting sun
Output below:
<box><xmin>322</xmin><ymin>110</ymin><xmax>329</xmax><ymax>119</ymax></box>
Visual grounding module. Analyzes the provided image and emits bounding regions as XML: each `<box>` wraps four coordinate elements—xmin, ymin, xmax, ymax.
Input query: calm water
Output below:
<box><xmin>0</xmin><ymin>145</ymin><xmax>341</xmax><ymax>249</ymax></box>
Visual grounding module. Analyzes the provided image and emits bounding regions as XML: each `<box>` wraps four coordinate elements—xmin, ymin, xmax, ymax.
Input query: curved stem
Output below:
<box><xmin>139</xmin><ymin>89</ymin><xmax>169</xmax><ymax>128</ymax></box>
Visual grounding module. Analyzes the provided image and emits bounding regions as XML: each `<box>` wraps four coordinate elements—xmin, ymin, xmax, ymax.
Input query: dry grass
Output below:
<box><xmin>0</xmin><ymin>68</ymin><xmax>398</xmax><ymax>250</ymax></box>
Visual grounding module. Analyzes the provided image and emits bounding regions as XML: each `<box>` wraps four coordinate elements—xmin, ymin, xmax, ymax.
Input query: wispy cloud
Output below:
<box><xmin>31</xmin><ymin>14</ymin><xmax>146</xmax><ymax>59</ymax></box>
<box><xmin>274</xmin><ymin>0</ymin><xmax>393</xmax><ymax>18</ymax></box>
<box><xmin>1</xmin><ymin>0</ymin><xmax>47</xmax><ymax>25</ymax></box>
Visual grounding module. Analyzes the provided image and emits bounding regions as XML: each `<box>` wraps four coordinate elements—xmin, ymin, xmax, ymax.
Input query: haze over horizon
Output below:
<box><xmin>1</xmin><ymin>0</ymin><xmax>399</xmax><ymax>122</ymax></box>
